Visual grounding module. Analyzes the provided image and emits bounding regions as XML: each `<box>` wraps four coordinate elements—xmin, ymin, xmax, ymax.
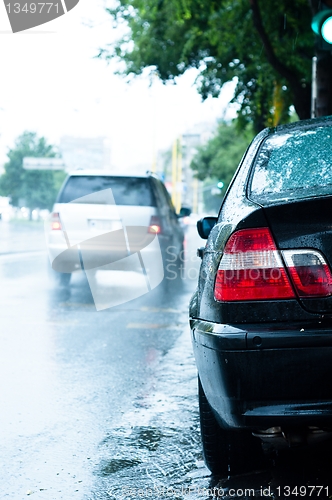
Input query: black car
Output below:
<box><xmin>190</xmin><ymin>116</ymin><xmax>332</xmax><ymax>476</ymax></box>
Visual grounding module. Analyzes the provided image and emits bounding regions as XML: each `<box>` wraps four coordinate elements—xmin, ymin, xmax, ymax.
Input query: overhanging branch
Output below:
<box><xmin>249</xmin><ymin>0</ymin><xmax>299</xmax><ymax>88</ymax></box>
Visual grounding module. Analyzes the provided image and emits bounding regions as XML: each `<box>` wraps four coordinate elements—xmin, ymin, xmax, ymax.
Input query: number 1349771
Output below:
<box><xmin>5</xmin><ymin>3</ymin><xmax>60</xmax><ymax>14</ymax></box>
<box><xmin>276</xmin><ymin>486</ymin><xmax>329</xmax><ymax>497</ymax></box>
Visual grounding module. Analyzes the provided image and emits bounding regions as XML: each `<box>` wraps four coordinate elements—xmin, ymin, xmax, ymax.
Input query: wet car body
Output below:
<box><xmin>190</xmin><ymin>116</ymin><xmax>332</xmax><ymax>475</ymax></box>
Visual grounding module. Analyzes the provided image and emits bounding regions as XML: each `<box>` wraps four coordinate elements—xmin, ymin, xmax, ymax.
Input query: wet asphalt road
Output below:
<box><xmin>2</xmin><ymin>221</ymin><xmax>332</xmax><ymax>500</ymax></box>
<box><xmin>0</xmin><ymin>221</ymin><xmax>209</xmax><ymax>500</ymax></box>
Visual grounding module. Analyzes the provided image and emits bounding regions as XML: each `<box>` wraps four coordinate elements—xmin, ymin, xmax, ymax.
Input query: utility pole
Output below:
<box><xmin>311</xmin><ymin>56</ymin><xmax>317</xmax><ymax>118</ymax></box>
<box><xmin>311</xmin><ymin>0</ymin><xmax>332</xmax><ymax>117</ymax></box>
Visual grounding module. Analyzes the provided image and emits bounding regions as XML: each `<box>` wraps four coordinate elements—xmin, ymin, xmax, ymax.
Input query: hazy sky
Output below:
<box><xmin>0</xmin><ymin>0</ymin><xmax>237</xmax><ymax>173</ymax></box>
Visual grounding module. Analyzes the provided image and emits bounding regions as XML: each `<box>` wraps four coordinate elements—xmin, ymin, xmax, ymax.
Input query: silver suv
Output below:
<box><xmin>46</xmin><ymin>171</ymin><xmax>189</xmax><ymax>295</ymax></box>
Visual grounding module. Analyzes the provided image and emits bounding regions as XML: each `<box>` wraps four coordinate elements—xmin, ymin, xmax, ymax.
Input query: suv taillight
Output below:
<box><xmin>51</xmin><ymin>212</ymin><xmax>62</xmax><ymax>231</ymax></box>
<box><xmin>148</xmin><ymin>216</ymin><xmax>162</xmax><ymax>234</ymax></box>
<box><xmin>214</xmin><ymin>228</ymin><xmax>295</xmax><ymax>301</ymax></box>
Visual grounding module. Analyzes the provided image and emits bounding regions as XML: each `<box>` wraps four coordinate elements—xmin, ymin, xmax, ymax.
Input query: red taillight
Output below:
<box><xmin>214</xmin><ymin>228</ymin><xmax>295</xmax><ymax>301</ymax></box>
<box><xmin>148</xmin><ymin>216</ymin><xmax>162</xmax><ymax>234</ymax></box>
<box><xmin>51</xmin><ymin>212</ymin><xmax>62</xmax><ymax>231</ymax></box>
<box><xmin>282</xmin><ymin>250</ymin><xmax>332</xmax><ymax>298</ymax></box>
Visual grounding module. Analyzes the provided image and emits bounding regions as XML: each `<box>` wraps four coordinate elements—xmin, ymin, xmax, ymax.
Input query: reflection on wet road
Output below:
<box><xmin>1</xmin><ymin>221</ymin><xmax>332</xmax><ymax>500</ymax></box>
<box><xmin>0</xmin><ymin>222</ymin><xmax>208</xmax><ymax>499</ymax></box>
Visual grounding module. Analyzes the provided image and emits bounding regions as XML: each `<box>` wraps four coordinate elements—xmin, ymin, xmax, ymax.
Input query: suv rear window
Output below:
<box><xmin>57</xmin><ymin>176</ymin><xmax>156</xmax><ymax>206</ymax></box>
<box><xmin>249</xmin><ymin>125</ymin><xmax>332</xmax><ymax>205</ymax></box>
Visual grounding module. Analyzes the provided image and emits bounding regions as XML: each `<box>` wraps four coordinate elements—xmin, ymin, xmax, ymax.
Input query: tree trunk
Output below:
<box><xmin>291</xmin><ymin>82</ymin><xmax>311</xmax><ymax>120</ymax></box>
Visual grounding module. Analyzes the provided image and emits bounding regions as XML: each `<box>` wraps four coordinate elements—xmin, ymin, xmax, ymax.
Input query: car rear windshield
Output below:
<box><xmin>249</xmin><ymin>124</ymin><xmax>332</xmax><ymax>205</ymax></box>
<box><xmin>57</xmin><ymin>176</ymin><xmax>156</xmax><ymax>206</ymax></box>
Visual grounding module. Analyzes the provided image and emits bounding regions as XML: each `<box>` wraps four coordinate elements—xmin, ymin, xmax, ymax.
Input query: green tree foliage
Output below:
<box><xmin>191</xmin><ymin>121</ymin><xmax>253</xmax><ymax>212</ymax></box>
<box><xmin>100</xmin><ymin>0</ymin><xmax>315</xmax><ymax>132</ymax></box>
<box><xmin>191</xmin><ymin>121</ymin><xmax>254</xmax><ymax>189</ymax></box>
<box><xmin>0</xmin><ymin>131</ymin><xmax>66</xmax><ymax>210</ymax></box>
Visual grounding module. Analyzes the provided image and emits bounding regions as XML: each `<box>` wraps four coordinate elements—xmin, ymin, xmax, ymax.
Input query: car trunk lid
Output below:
<box><xmin>263</xmin><ymin>196</ymin><xmax>332</xmax><ymax>314</ymax></box>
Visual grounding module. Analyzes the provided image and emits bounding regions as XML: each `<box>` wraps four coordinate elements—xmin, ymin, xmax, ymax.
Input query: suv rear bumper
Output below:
<box><xmin>190</xmin><ymin>318</ymin><xmax>332</xmax><ymax>430</ymax></box>
<box><xmin>47</xmin><ymin>231</ymin><xmax>169</xmax><ymax>275</ymax></box>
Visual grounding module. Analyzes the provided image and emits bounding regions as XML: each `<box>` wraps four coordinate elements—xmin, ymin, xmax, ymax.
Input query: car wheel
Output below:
<box><xmin>48</xmin><ymin>264</ymin><xmax>71</xmax><ymax>287</ymax></box>
<box><xmin>198</xmin><ymin>377</ymin><xmax>265</xmax><ymax>476</ymax></box>
<box><xmin>56</xmin><ymin>272</ymin><xmax>71</xmax><ymax>287</ymax></box>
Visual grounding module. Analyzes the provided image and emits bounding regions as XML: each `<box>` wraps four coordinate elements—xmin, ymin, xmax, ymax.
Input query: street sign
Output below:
<box><xmin>23</xmin><ymin>157</ymin><xmax>66</xmax><ymax>170</ymax></box>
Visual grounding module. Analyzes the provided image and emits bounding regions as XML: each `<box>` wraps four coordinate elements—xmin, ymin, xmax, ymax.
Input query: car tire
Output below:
<box><xmin>198</xmin><ymin>377</ymin><xmax>265</xmax><ymax>476</ymax></box>
<box><xmin>56</xmin><ymin>272</ymin><xmax>71</xmax><ymax>287</ymax></box>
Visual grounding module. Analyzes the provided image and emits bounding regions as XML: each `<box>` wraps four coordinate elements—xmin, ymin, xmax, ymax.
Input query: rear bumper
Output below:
<box><xmin>190</xmin><ymin>318</ymin><xmax>332</xmax><ymax>430</ymax></box>
<box><xmin>47</xmin><ymin>230</ymin><xmax>168</xmax><ymax>275</ymax></box>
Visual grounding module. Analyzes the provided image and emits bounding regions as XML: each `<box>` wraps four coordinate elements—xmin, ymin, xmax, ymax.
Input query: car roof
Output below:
<box><xmin>268</xmin><ymin>115</ymin><xmax>332</xmax><ymax>136</ymax></box>
<box><xmin>66</xmin><ymin>169</ymin><xmax>153</xmax><ymax>178</ymax></box>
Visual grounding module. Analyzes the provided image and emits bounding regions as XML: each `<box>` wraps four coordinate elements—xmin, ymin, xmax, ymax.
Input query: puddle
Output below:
<box><xmin>87</xmin><ymin>328</ymin><xmax>209</xmax><ymax>499</ymax></box>
<box><xmin>134</xmin><ymin>427</ymin><xmax>163</xmax><ymax>452</ymax></box>
<box><xmin>98</xmin><ymin>458</ymin><xmax>142</xmax><ymax>476</ymax></box>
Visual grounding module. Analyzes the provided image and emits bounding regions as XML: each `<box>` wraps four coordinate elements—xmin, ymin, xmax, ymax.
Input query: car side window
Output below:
<box><xmin>152</xmin><ymin>179</ymin><xmax>178</xmax><ymax>219</ymax></box>
<box><xmin>160</xmin><ymin>182</ymin><xmax>177</xmax><ymax>216</ymax></box>
<box><xmin>150</xmin><ymin>178</ymin><xmax>168</xmax><ymax>210</ymax></box>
